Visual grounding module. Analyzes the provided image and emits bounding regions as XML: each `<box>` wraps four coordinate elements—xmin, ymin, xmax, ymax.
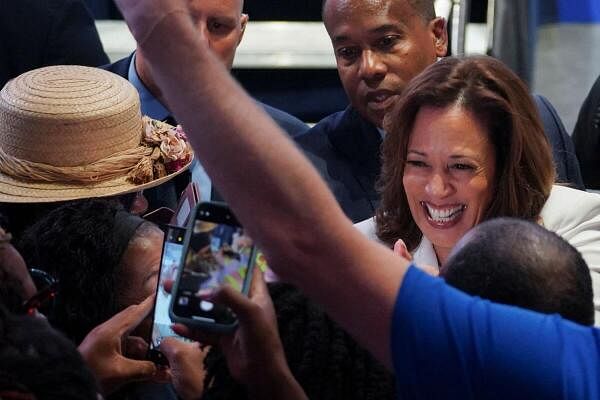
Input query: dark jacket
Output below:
<box><xmin>572</xmin><ymin>75</ymin><xmax>600</xmax><ymax>190</ymax></box>
<box><xmin>0</xmin><ymin>0</ymin><xmax>108</xmax><ymax>88</ymax></box>
<box><xmin>297</xmin><ymin>96</ymin><xmax>584</xmax><ymax>223</ymax></box>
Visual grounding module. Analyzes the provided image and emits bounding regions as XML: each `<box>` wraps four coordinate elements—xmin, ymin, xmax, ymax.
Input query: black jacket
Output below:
<box><xmin>0</xmin><ymin>0</ymin><xmax>108</xmax><ymax>88</ymax></box>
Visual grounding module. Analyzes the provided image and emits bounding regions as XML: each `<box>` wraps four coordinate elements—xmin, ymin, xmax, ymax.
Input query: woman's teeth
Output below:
<box><xmin>423</xmin><ymin>202</ymin><xmax>465</xmax><ymax>223</ymax></box>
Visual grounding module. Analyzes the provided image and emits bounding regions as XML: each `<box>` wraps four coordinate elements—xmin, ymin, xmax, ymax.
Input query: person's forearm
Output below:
<box><xmin>115</xmin><ymin>0</ymin><xmax>409</xmax><ymax>368</ymax></box>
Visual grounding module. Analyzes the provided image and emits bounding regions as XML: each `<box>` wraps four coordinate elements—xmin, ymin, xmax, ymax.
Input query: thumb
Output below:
<box><xmin>393</xmin><ymin>239</ymin><xmax>412</xmax><ymax>261</ymax></box>
<box><xmin>211</xmin><ymin>286</ymin><xmax>256</xmax><ymax>324</ymax></box>
<box><xmin>116</xmin><ymin>358</ymin><xmax>160</xmax><ymax>383</ymax></box>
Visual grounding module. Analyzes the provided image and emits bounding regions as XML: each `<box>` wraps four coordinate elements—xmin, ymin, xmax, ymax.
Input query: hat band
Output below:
<box><xmin>0</xmin><ymin>145</ymin><xmax>154</xmax><ymax>184</ymax></box>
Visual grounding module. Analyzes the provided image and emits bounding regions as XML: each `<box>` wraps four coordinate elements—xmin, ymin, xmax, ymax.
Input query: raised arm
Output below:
<box><xmin>113</xmin><ymin>0</ymin><xmax>409</xmax><ymax>368</ymax></box>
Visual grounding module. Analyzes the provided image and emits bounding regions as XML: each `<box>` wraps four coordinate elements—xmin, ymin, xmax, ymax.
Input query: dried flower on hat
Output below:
<box><xmin>127</xmin><ymin>117</ymin><xmax>193</xmax><ymax>184</ymax></box>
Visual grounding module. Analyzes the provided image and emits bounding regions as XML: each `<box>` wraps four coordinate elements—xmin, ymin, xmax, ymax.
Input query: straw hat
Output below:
<box><xmin>0</xmin><ymin>65</ymin><xmax>193</xmax><ymax>203</ymax></box>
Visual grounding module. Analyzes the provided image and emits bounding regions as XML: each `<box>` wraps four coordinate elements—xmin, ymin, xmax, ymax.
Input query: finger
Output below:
<box><xmin>247</xmin><ymin>267</ymin><xmax>266</xmax><ymax>299</ymax></box>
<box><xmin>125</xmin><ymin>336</ymin><xmax>150</xmax><ymax>360</ymax></box>
<box><xmin>115</xmin><ymin>358</ymin><xmax>159</xmax><ymax>383</ymax></box>
<box><xmin>116</xmin><ymin>295</ymin><xmax>155</xmax><ymax>336</ymax></box>
<box><xmin>393</xmin><ymin>239</ymin><xmax>412</xmax><ymax>261</ymax></box>
<box><xmin>211</xmin><ymin>285</ymin><xmax>257</xmax><ymax>324</ymax></box>
<box><xmin>163</xmin><ymin>279</ymin><xmax>174</xmax><ymax>294</ymax></box>
<box><xmin>159</xmin><ymin>337</ymin><xmax>203</xmax><ymax>360</ymax></box>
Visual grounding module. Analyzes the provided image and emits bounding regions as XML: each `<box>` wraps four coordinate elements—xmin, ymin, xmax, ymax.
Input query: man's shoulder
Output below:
<box><xmin>259</xmin><ymin>102</ymin><xmax>308</xmax><ymax>138</ymax></box>
<box><xmin>99</xmin><ymin>54</ymin><xmax>133</xmax><ymax>78</ymax></box>
<box><xmin>295</xmin><ymin>107</ymin><xmax>374</xmax><ymax>152</ymax></box>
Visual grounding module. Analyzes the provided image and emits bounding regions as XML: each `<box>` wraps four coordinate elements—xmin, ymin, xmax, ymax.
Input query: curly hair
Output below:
<box><xmin>376</xmin><ymin>56</ymin><xmax>555</xmax><ymax>250</ymax></box>
<box><xmin>202</xmin><ymin>283</ymin><xmax>395</xmax><ymax>400</ymax></box>
<box><xmin>19</xmin><ymin>199</ymin><xmax>147</xmax><ymax>344</ymax></box>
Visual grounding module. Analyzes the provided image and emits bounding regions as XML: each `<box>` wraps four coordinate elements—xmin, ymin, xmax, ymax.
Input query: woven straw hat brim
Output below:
<box><xmin>0</xmin><ymin>65</ymin><xmax>194</xmax><ymax>204</ymax></box>
<box><xmin>0</xmin><ymin>157</ymin><xmax>192</xmax><ymax>203</ymax></box>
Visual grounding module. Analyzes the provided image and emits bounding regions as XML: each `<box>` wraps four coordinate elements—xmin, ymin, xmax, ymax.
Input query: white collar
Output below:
<box><xmin>412</xmin><ymin>236</ymin><xmax>440</xmax><ymax>269</ymax></box>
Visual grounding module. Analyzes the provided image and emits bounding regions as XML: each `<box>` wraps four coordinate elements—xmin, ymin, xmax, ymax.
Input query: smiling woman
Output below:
<box><xmin>356</xmin><ymin>56</ymin><xmax>600</xmax><ymax>296</ymax></box>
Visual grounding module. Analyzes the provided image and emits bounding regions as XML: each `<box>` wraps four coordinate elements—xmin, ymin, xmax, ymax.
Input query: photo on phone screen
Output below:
<box><xmin>148</xmin><ymin>225</ymin><xmax>187</xmax><ymax>364</ymax></box>
<box><xmin>170</xmin><ymin>202</ymin><xmax>255</xmax><ymax>331</ymax></box>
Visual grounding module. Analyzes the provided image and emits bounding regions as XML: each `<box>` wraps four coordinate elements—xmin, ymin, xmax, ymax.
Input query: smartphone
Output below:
<box><xmin>169</xmin><ymin>202</ymin><xmax>255</xmax><ymax>332</ymax></box>
<box><xmin>147</xmin><ymin>225</ymin><xmax>187</xmax><ymax>365</ymax></box>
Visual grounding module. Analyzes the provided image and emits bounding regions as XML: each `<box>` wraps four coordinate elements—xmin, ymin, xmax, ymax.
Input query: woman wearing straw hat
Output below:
<box><xmin>0</xmin><ymin>65</ymin><xmax>194</xmax><ymax>239</ymax></box>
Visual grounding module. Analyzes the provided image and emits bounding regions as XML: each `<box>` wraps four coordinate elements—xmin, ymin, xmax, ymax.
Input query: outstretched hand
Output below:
<box><xmin>78</xmin><ymin>295</ymin><xmax>169</xmax><ymax>395</ymax></box>
<box><xmin>173</xmin><ymin>270</ymin><xmax>308</xmax><ymax>399</ymax></box>
<box><xmin>113</xmin><ymin>0</ymin><xmax>193</xmax><ymax>46</ymax></box>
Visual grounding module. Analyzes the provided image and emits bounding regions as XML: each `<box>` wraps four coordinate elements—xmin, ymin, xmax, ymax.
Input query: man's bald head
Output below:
<box><xmin>322</xmin><ymin>0</ymin><xmax>436</xmax><ymax>22</ymax></box>
<box><xmin>442</xmin><ymin>218</ymin><xmax>594</xmax><ymax>325</ymax></box>
<box><xmin>135</xmin><ymin>0</ymin><xmax>248</xmax><ymax>105</ymax></box>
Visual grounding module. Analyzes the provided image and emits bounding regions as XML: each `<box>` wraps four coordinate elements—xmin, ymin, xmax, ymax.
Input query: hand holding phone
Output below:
<box><xmin>169</xmin><ymin>202</ymin><xmax>255</xmax><ymax>332</ymax></box>
<box><xmin>172</xmin><ymin>269</ymin><xmax>308</xmax><ymax>400</ymax></box>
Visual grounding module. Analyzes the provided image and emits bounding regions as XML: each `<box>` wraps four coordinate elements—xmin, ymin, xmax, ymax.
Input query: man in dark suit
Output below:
<box><xmin>296</xmin><ymin>0</ymin><xmax>583</xmax><ymax>223</ymax></box>
<box><xmin>103</xmin><ymin>0</ymin><xmax>308</xmax><ymax>207</ymax></box>
<box><xmin>0</xmin><ymin>0</ymin><xmax>109</xmax><ymax>88</ymax></box>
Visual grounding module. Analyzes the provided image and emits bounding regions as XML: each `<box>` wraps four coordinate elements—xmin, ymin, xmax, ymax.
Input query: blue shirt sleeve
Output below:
<box><xmin>392</xmin><ymin>266</ymin><xmax>600</xmax><ymax>400</ymax></box>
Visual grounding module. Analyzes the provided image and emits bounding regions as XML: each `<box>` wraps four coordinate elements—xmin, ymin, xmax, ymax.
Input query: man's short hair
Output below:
<box><xmin>322</xmin><ymin>0</ymin><xmax>436</xmax><ymax>21</ymax></box>
<box><xmin>442</xmin><ymin>218</ymin><xmax>594</xmax><ymax>325</ymax></box>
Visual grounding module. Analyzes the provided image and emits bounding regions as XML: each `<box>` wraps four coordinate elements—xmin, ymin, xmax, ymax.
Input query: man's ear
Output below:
<box><xmin>238</xmin><ymin>13</ymin><xmax>249</xmax><ymax>45</ymax></box>
<box><xmin>430</xmin><ymin>17</ymin><xmax>448</xmax><ymax>57</ymax></box>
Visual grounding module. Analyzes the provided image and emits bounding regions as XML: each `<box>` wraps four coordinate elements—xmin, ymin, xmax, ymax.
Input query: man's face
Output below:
<box><xmin>324</xmin><ymin>0</ymin><xmax>447</xmax><ymax>127</ymax></box>
<box><xmin>189</xmin><ymin>0</ymin><xmax>248</xmax><ymax>69</ymax></box>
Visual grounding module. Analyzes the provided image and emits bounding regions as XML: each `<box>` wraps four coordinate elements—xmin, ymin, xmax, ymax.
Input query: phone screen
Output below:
<box><xmin>171</xmin><ymin>204</ymin><xmax>254</xmax><ymax>327</ymax></box>
<box><xmin>148</xmin><ymin>225</ymin><xmax>187</xmax><ymax>362</ymax></box>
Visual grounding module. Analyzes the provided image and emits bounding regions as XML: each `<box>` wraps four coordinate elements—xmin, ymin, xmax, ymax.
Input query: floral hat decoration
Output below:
<box><xmin>0</xmin><ymin>65</ymin><xmax>193</xmax><ymax>202</ymax></box>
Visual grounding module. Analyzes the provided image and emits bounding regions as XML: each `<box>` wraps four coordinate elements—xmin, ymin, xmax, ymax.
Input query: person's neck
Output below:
<box><xmin>135</xmin><ymin>52</ymin><xmax>168</xmax><ymax>107</ymax></box>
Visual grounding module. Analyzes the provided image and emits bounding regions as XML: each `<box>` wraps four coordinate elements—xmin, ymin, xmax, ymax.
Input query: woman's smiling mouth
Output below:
<box><xmin>421</xmin><ymin>202</ymin><xmax>466</xmax><ymax>227</ymax></box>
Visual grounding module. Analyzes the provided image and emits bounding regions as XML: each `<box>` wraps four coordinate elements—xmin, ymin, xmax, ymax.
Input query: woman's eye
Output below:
<box><xmin>451</xmin><ymin>163</ymin><xmax>474</xmax><ymax>170</ymax></box>
<box><xmin>406</xmin><ymin>160</ymin><xmax>427</xmax><ymax>168</ymax></box>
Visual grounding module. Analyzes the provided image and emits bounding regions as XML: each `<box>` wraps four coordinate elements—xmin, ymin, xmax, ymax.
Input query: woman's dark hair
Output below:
<box><xmin>202</xmin><ymin>283</ymin><xmax>395</xmax><ymax>400</ymax></box>
<box><xmin>376</xmin><ymin>55</ymin><xmax>555</xmax><ymax>250</ymax></box>
<box><xmin>19</xmin><ymin>199</ymin><xmax>147</xmax><ymax>344</ymax></box>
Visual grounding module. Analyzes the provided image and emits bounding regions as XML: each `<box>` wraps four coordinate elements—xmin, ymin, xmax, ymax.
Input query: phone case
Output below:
<box><xmin>168</xmin><ymin>202</ymin><xmax>255</xmax><ymax>333</ymax></box>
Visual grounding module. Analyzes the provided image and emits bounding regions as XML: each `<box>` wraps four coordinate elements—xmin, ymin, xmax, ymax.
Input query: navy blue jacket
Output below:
<box><xmin>296</xmin><ymin>96</ymin><xmax>584</xmax><ymax>223</ymax></box>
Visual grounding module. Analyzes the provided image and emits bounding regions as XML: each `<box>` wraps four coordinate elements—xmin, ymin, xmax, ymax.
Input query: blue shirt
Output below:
<box><xmin>393</xmin><ymin>266</ymin><xmax>600</xmax><ymax>399</ymax></box>
<box><xmin>128</xmin><ymin>54</ymin><xmax>212</xmax><ymax>201</ymax></box>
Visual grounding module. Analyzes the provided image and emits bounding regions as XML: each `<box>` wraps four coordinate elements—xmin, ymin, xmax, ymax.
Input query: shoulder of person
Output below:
<box><xmin>354</xmin><ymin>217</ymin><xmax>378</xmax><ymax>241</ymax></box>
<box><xmin>542</xmin><ymin>185</ymin><xmax>600</xmax><ymax>227</ymax></box>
